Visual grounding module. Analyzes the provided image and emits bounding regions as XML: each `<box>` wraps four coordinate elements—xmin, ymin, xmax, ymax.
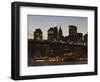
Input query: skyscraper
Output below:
<box><xmin>48</xmin><ymin>27</ymin><xmax>55</xmax><ymax>41</ymax></box>
<box><xmin>48</xmin><ymin>25</ymin><xmax>64</xmax><ymax>41</ymax></box>
<box><xmin>48</xmin><ymin>26</ymin><xmax>58</xmax><ymax>41</ymax></box>
<box><xmin>54</xmin><ymin>26</ymin><xmax>58</xmax><ymax>41</ymax></box>
<box><xmin>34</xmin><ymin>29</ymin><xmax>43</xmax><ymax>40</ymax></box>
<box><xmin>84</xmin><ymin>33</ymin><xmax>88</xmax><ymax>43</ymax></box>
<box><xmin>58</xmin><ymin>26</ymin><xmax>63</xmax><ymax>40</ymax></box>
<box><xmin>69</xmin><ymin>25</ymin><xmax>77</xmax><ymax>35</ymax></box>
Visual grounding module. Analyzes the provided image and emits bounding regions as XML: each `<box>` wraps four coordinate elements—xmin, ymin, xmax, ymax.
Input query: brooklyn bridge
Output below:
<box><xmin>28</xmin><ymin>39</ymin><xmax>87</xmax><ymax>66</ymax></box>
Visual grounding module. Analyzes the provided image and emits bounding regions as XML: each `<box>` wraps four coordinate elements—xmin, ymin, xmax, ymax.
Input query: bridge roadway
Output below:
<box><xmin>28</xmin><ymin>39</ymin><xmax>87</xmax><ymax>47</ymax></box>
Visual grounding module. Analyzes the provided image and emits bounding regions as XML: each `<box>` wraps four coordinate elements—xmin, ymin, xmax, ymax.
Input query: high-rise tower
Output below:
<box><xmin>69</xmin><ymin>25</ymin><xmax>77</xmax><ymax>35</ymax></box>
<box><xmin>58</xmin><ymin>26</ymin><xmax>63</xmax><ymax>40</ymax></box>
<box><xmin>34</xmin><ymin>29</ymin><xmax>43</xmax><ymax>40</ymax></box>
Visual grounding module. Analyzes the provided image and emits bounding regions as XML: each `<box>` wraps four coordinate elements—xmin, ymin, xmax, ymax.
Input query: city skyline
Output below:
<box><xmin>28</xmin><ymin>15</ymin><xmax>88</xmax><ymax>39</ymax></box>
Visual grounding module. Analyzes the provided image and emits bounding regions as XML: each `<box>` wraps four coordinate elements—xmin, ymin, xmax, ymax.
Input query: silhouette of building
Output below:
<box><xmin>48</xmin><ymin>26</ymin><xmax>58</xmax><ymax>41</ymax></box>
<box><xmin>67</xmin><ymin>25</ymin><xmax>83</xmax><ymax>42</ymax></box>
<box><xmin>66</xmin><ymin>33</ymin><xmax>83</xmax><ymax>42</ymax></box>
<box><xmin>53</xmin><ymin>26</ymin><xmax>58</xmax><ymax>41</ymax></box>
<box><xmin>84</xmin><ymin>33</ymin><xmax>88</xmax><ymax>42</ymax></box>
<box><xmin>64</xmin><ymin>36</ymin><xmax>70</xmax><ymax>42</ymax></box>
<box><xmin>58</xmin><ymin>26</ymin><xmax>63</xmax><ymax>41</ymax></box>
<box><xmin>48</xmin><ymin>25</ymin><xmax>64</xmax><ymax>41</ymax></box>
<box><xmin>34</xmin><ymin>29</ymin><xmax>43</xmax><ymax>40</ymax></box>
<box><xmin>48</xmin><ymin>27</ymin><xmax>55</xmax><ymax>41</ymax></box>
<box><xmin>76</xmin><ymin>33</ymin><xmax>83</xmax><ymax>41</ymax></box>
<box><xmin>69</xmin><ymin>25</ymin><xmax>77</xmax><ymax>35</ymax></box>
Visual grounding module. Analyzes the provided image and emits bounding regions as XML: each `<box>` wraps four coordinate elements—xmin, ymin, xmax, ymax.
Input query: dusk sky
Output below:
<box><xmin>28</xmin><ymin>15</ymin><xmax>88</xmax><ymax>39</ymax></box>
